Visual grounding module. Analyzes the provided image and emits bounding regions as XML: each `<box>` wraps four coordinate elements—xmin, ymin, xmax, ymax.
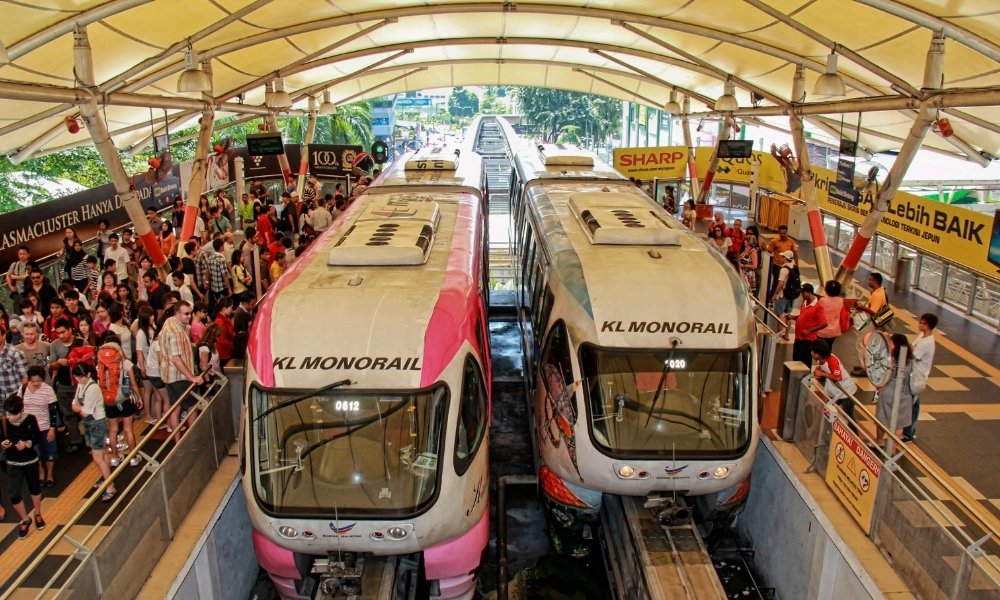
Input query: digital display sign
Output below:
<box><xmin>717</xmin><ymin>140</ymin><xmax>754</xmax><ymax>159</ymax></box>
<box><xmin>246</xmin><ymin>133</ymin><xmax>285</xmax><ymax>156</ymax></box>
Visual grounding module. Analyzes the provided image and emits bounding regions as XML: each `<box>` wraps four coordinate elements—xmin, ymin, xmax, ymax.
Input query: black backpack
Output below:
<box><xmin>782</xmin><ymin>265</ymin><xmax>802</xmax><ymax>300</ymax></box>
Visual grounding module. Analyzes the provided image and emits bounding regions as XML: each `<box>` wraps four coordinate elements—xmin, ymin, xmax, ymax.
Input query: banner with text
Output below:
<box><xmin>0</xmin><ymin>168</ymin><xmax>181</xmax><ymax>267</ymax></box>
<box><xmin>612</xmin><ymin>145</ymin><xmax>998</xmax><ymax>279</ymax></box>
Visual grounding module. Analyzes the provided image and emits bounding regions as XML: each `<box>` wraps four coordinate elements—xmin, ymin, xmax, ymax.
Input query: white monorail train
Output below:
<box><xmin>506</xmin><ymin>132</ymin><xmax>759</xmax><ymax>552</ymax></box>
<box><xmin>242</xmin><ymin>145</ymin><xmax>491</xmax><ymax>599</ymax></box>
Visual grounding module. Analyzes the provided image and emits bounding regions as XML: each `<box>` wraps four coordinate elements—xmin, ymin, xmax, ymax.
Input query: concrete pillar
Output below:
<box><xmin>73</xmin><ymin>27</ymin><xmax>167</xmax><ymax>266</ymax></box>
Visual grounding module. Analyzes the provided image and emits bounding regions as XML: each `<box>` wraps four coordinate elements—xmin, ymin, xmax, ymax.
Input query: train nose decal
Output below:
<box><xmin>664</xmin><ymin>465</ymin><xmax>688</xmax><ymax>475</ymax></box>
<box><xmin>329</xmin><ymin>522</ymin><xmax>357</xmax><ymax>535</ymax></box>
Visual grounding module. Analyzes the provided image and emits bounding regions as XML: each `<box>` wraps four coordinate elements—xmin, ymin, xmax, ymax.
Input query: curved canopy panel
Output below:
<box><xmin>1</xmin><ymin>0</ymin><xmax>999</xmax><ymax>165</ymax></box>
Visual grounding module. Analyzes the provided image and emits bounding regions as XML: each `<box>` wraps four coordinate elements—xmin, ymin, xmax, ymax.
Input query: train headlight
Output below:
<box><xmin>386</xmin><ymin>526</ymin><xmax>408</xmax><ymax>540</ymax></box>
<box><xmin>278</xmin><ymin>525</ymin><xmax>299</xmax><ymax>538</ymax></box>
<box><xmin>712</xmin><ymin>466</ymin><xmax>731</xmax><ymax>479</ymax></box>
<box><xmin>617</xmin><ymin>465</ymin><xmax>636</xmax><ymax>479</ymax></box>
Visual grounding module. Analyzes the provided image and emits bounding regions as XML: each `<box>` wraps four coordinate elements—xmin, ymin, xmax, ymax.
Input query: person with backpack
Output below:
<box><xmin>96</xmin><ymin>334</ymin><xmax>143</xmax><ymax>468</ymax></box>
<box><xmin>771</xmin><ymin>250</ymin><xmax>799</xmax><ymax>339</ymax></box>
<box><xmin>47</xmin><ymin>319</ymin><xmax>86</xmax><ymax>453</ymax></box>
<box><xmin>69</xmin><ymin>363</ymin><xmax>116</xmax><ymax>502</ymax></box>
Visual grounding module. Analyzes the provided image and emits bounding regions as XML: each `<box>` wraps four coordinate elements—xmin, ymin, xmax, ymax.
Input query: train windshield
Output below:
<box><xmin>579</xmin><ymin>345</ymin><xmax>752</xmax><ymax>458</ymax></box>
<box><xmin>249</xmin><ymin>384</ymin><xmax>448</xmax><ymax>517</ymax></box>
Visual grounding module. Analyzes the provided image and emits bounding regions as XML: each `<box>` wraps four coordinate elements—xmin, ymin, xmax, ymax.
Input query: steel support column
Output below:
<box><xmin>680</xmin><ymin>98</ymin><xmax>700</xmax><ymax>204</ymax></box>
<box><xmin>296</xmin><ymin>97</ymin><xmax>318</xmax><ymax>198</ymax></box>
<box><xmin>73</xmin><ymin>27</ymin><xmax>166</xmax><ymax>266</ymax></box>
<box><xmin>835</xmin><ymin>34</ymin><xmax>945</xmax><ymax>287</ymax></box>
<box><xmin>265</xmin><ymin>107</ymin><xmax>293</xmax><ymax>189</ymax></box>
<box><xmin>181</xmin><ymin>59</ymin><xmax>215</xmax><ymax>244</ymax></box>
<box><xmin>789</xmin><ymin>65</ymin><xmax>834</xmax><ymax>285</ymax></box>
<box><xmin>697</xmin><ymin>114</ymin><xmax>733</xmax><ymax>205</ymax></box>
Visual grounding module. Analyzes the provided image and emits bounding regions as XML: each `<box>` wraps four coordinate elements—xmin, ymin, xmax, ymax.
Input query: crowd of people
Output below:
<box><xmin>0</xmin><ymin>173</ymin><xmax>376</xmax><ymax>540</ymax></box>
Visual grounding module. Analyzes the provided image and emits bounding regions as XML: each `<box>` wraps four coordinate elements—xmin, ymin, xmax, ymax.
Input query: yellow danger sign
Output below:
<box><xmin>825</xmin><ymin>420</ymin><xmax>882</xmax><ymax>534</ymax></box>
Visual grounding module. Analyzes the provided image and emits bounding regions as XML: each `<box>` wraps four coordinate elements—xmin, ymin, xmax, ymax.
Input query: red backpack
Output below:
<box><xmin>67</xmin><ymin>344</ymin><xmax>96</xmax><ymax>385</ymax></box>
<box><xmin>95</xmin><ymin>343</ymin><xmax>126</xmax><ymax>406</ymax></box>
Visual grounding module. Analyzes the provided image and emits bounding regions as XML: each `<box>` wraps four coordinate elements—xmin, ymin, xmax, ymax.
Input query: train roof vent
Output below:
<box><xmin>537</xmin><ymin>143</ymin><xmax>595</xmax><ymax>167</ymax></box>
<box><xmin>356</xmin><ymin>197</ymin><xmax>441</xmax><ymax>229</ymax></box>
<box><xmin>405</xmin><ymin>147</ymin><xmax>460</xmax><ymax>171</ymax></box>
<box><xmin>329</xmin><ymin>201</ymin><xmax>438</xmax><ymax>266</ymax></box>
<box><xmin>569</xmin><ymin>193</ymin><xmax>679</xmax><ymax>246</ymax></box>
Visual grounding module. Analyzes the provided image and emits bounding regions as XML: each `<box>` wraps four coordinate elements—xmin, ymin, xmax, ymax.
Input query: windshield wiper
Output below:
<box><xmin>255</xmin><ymin>378</ymin><xmax>353</xmax><ymax>421</ymax></box>
<box><xmin>644</xmin><ymin>339</ymin><xmax>680</xmax><ymax>428</ymax></box>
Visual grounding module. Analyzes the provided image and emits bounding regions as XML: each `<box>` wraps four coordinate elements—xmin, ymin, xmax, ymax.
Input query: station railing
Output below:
<box><xmin>785</xmin><ymin>370</ymin><xmax>1000</xmax><ymax>599</ymax></box>
<box><xmin>0</xmin><ymin>375</ymin><xmax>236</xmax><ymax>600</ymax></box>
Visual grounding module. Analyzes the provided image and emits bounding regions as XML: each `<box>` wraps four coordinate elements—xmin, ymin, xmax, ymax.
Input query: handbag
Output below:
<box><xmin>872</xmin><ymin>304</ymin><xmax>895</xmax><ymax>328</ymax></box>
<box><xmin>839</xmin><ymin>306</ymin><xmax>851</xmax><ymax>333</ymax></box>
<box><xmin>851</xmin><ymin>310</ymin><xmax>870</xmax><ymax>332</ymax></box>
<box><xmin>910</xmin><ymin>366</ymin><xmax>928</xmax><ymax>395</ymax></box>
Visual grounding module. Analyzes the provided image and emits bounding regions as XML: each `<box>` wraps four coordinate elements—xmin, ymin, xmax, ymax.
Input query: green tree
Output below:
<box><xmin>510</xmin><ymin>87</ymin><xmax>620</xmax><ymax>146</ymax></box>
<box><xmin>448</xmin><ymin>87</ymin><xmax>480</xmax><ymax>119</ymax></box>
<box><xmin>557</xmin><ymin>125</ymin><xmax>582</xmax><ymax>145</ymax></box>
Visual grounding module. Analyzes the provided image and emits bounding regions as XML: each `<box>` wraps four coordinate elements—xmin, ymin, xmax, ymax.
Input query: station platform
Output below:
<box><xmin>757</xmin><ymin>225</ymin><xmax>1000</xmax><ymax>527</ymax></box>
<box><xmin>0</xmin><ymin>219</ymin><xmax>996</xmax><ymax>599</ymax></box>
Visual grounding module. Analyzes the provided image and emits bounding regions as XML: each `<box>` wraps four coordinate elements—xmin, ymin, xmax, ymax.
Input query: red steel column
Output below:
<box><xmin>181</xmin><ymin>59</ymin><xmax>215</xmax><ymax>243</ymax></box>
<box><xmin>789</xmin><ymin>65</ymin><xmax>834</xmax><ymax>285</ymax></box>
<box><xmin>679</xmin><ymin>98</ymin><xmax>700</xmax><ymax>204</ymax></box>
<box><xmin>834</xmin><ymin>34</ymin><xmax>944</xmax><ymax>287</ymax></box>
<box><xmin>74</xmin><ymin>27</ymin><xmax>166</xmax><ymax>266</ymax></box>
<box><xmin>295</xmin><ymin>97</ymin><xmax>318</xmax><ymax>197</ymax></box>
<box><xmin>696</xmin><ymin>114</ymin><xmax>733</xmax><ymax>205</ymax></box>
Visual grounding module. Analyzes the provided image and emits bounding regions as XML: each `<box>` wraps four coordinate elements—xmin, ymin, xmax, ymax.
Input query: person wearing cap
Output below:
<box><xmin>790</xmin><ymin>282</ymin><xmax>827</xmax><ymax>366</ymax></box>
<box><xmin>767</xmin><ymin>224</ymin><xmax>798</xmax><ymax>298</ymax></box>
<box><xmin>771</xmin><ymin>249</ymin><xmax>796</xmax><ymax>337</ymax></box>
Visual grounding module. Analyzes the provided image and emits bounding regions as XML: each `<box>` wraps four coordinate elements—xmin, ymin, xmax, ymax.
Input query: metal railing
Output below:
<box><xmin>0</xmin><ymin>376</ymin><xmax>235</xmax><ymax>599</ymax></box>
<box><xmin>819</xmin><ymin>212</ymin><xmax>1000</xmax><ymax>329</ymax></box>
<box><xmin>788</xmin><ymin>374</ymin><xmax>1000</xmax><ymax>599</ymax></box>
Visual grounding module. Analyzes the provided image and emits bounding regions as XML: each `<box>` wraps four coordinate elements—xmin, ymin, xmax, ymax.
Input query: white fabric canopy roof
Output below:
<box><xmin>1</xmin><ymin>0</ymin><xmax>999</xmax><ymax>165</ymax></box>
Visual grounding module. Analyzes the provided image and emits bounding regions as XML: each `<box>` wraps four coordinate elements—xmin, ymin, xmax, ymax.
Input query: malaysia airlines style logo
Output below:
<box><xmin>329</xmin><ymin>522</ymin><xmax>356</xmax><ymax>535</ymax></box>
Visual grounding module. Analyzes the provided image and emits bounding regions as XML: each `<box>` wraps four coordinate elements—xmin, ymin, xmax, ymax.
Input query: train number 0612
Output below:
<box><xmin>335</xmin><ymin>400</ymin><xmax>360</xmax><ymax>412</ymax></box>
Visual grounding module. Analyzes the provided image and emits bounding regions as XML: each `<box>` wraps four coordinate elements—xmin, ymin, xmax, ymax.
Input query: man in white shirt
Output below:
<box><xmin>309</xmin><ymin>197</ymin><xmax>334</xmax><ymax>233</ymax></box>
<box><xmin>903</xmin><ymin>312</ymin><xmax>938</xmax><ymax>442</ymax></box>
<box><xmin>102</xmin><ymin>233</ymin><xmax>131</xmax><ymax>284</ymax></box>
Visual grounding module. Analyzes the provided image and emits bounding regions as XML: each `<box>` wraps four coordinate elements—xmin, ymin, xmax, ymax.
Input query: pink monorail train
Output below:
<box><xmin>242</xmin><ymin>145</ymin><xmax>491</xmax><ymax>599</ymax></box>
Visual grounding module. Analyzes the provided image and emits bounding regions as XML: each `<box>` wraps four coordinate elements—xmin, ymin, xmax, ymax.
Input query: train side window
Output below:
<box><xmin>535</xmin><ymin>287</ymin><xmax>554</xmax><ymax>339</ymax></box>
<box><xmin>454</xmin><ymin>355</ymin><xmax>488</xmax><ymax>476</ymax></box>
<box><xmin>540</xmin><ymin>321</ymin><xmax>576</xmax><ymax>418</ymax></box>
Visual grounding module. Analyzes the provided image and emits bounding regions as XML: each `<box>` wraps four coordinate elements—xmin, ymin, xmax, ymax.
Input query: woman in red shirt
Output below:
<box><xmin>213</xmin><ymin>297</ymin><xmax>236</xmax><ymax>364</ymax></box>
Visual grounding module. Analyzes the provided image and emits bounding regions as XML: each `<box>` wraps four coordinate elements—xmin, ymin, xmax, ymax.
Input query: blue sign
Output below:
<box><xmin>396</xmin><ymin>97</ymin><xmax>432</xmax><ymax>107</ymax></box>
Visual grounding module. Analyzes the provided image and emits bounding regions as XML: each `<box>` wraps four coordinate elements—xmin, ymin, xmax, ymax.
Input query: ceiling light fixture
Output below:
<box><xmin>268</xmin><ymin>77</ymin><xmax>292</xmax><ymax>109</ymax></box>
<box><xmin>714</xmin><ymin>79</ymin><xmax>738</xmax><ymax>112</ymax></box>
<box><xmin>663</xmin><ymin>90</ymin><xmax>681</xmax><ymax>115</ymax></box>
<box><xmin>319</xmin><ymin>91</ymin><xmax>337</xmax><ymax>115</ymax></box>
<box><xmin>813</xmin><ymin>50</ymin><xmax>847</xmax><ymax>98</ymax></box>
<box><xmin>176</xmin><ymin>48</ymin><xmax>211</xmax><ymax>93</ymax></box>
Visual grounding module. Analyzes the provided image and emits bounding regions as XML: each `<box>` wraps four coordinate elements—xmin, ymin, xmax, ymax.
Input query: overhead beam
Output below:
<box><xmin>327</xmin><ymin>68</ymin><xmax>428</xmax><ymax>106</ymax></box>
<box><xmin>572</xmin><ymin>69</ymin><xmax>664</xmax><ymax>108</ymax></box>
<box><xmin>853</xmin><ymin>0</ymin><xmax>1000</xmax><ymax>64</ymax></box>
<box><xmin>7</xmin><ymin>0</ymin><xmax>152</xmax><ymax>61</ymax></box>
<box><xmin>0</xmin><ymin>0</ymin><xmax>276</xmax><ymax>139</ymax></box>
